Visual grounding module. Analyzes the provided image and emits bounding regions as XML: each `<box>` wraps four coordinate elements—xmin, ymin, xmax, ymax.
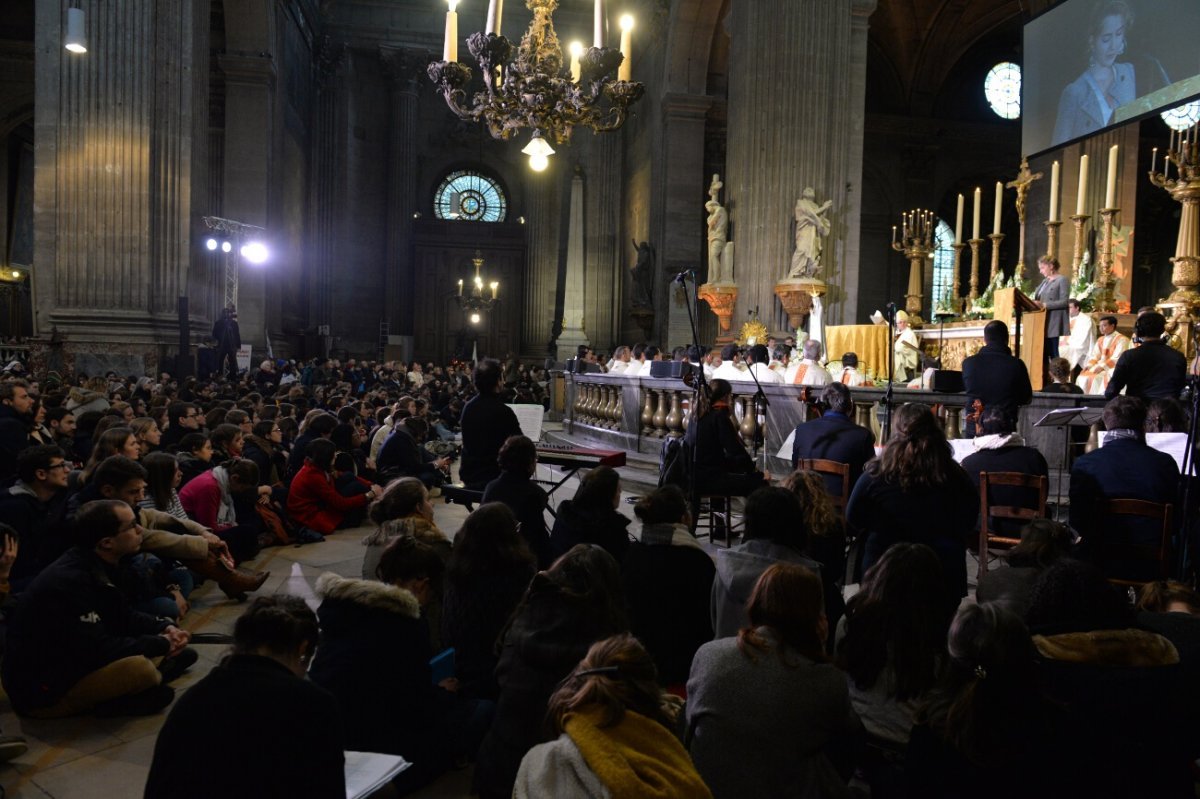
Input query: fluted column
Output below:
<box><xmin>380</xmin><ymin>47</ymin><xmax>422</xmax><ymax>336</ymax></box>
<box><xmin>585</xmin><ymin>134</ymin><xmax>622</xmax><ymax>351</ymax></box>
<box><xmin>725</xmin><ymin>0</ymin><xmax>875</xmax><ymax>332</ymax></box>
<box><xmin>33</xmin><ymin>0</ymin><xmax>210</xmax><ymax>344</ymax></box>
<box><xmin>307</xmin><ymin>37</ymin><xmax>345</xmax><ymax>353</ymax></box>
<box><xmin>524</xmin><ymin>163</ymin><xmax>561</xmax><ymax>356</ymax></box>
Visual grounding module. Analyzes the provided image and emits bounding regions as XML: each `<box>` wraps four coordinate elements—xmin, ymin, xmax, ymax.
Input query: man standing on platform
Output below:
<box><xmin>211</xmin><ymin>307</ymin><xmax>241</xmax><ymax>382</ymax></box>
<box><xmin>961</xmin><ymin>321</ymin><xmax>1033</xmax><ymax>438</ymax></box>
<box><xmin>1105</xmin><ymin>311</ymin><xmax>1187</xmax><ymax>401</ymax></box>
<box><xmin>459</xmin><ymin>359</ymin><xmax>522</xmax><ymax>490</ymax></box>
<box><xmin>1076</xmin><ymin>315</ymin><xmax>1128</xmax><ymax>395</ymax></box>
<box><xmin>1062</xmin><ymin>299</ymin><xmax>1097</xmax><ymax>380</ymax></box>
<box><xmin>1032</xmin><ymin>257</ymin><xmax>1070</xmax><ymax>359</ymax></box>
<box><xmin>789</xmin><ymin>340</ymin><xmax>832</xmax><ymax>387</ymax></box>
<box><xmin>892</xmin><ymin>311</ymin><xmax>920</xmax><ymax>381</ymax></box>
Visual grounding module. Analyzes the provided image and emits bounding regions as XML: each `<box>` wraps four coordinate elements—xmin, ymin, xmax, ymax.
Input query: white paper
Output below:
<box><xmin>949</xmin><ymin>438</ymin><xmax>976</xmax><ymax>464</ymax></box>
<box><xmin>1097</xmin><ymin>431</ymin><xmax>1189</xmax><ymax>472</ymax></box>
<box><xmin>508</xmin><ymin>403</ymin><xmax>545</xmax><ymax>442</ymax></box>
<box><xmin>345</xmin><ymin>751</ymin><xmax>411</xmax><ymax>799</ymax></box>
<box><xmin>776</xmin><ymin>428</ymin><xmax>796</xmax><ymax>460</ymax></box>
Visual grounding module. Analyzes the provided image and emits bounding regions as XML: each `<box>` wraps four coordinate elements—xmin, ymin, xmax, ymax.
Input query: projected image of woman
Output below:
<box><xmin>1052</xmin><ymin>1</ymin><xmax>1136</xmax><ymax>145</ymax></box>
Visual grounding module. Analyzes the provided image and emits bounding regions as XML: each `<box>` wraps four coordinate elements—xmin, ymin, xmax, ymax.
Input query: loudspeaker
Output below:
<box><xmin>930</xmin><ymin>369</ymin><xmax>964</xmax><ymax>392</ymax></box>
<box><xmin>649</xmin><ymin>360</ymin><xmax>694</xmax><ymax>379</ymax></box>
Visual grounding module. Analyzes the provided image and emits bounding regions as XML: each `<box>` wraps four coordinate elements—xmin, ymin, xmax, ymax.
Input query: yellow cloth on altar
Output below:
<box><xmin>825</xmin><ymin>325</ymin><xmax>890</xmax><ymax>382</ymax></box>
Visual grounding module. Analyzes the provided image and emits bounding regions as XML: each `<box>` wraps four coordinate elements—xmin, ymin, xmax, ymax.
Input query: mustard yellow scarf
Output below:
<box><xmin>563</xmin><ymin>707</ymin><xmax>712</xmax><ymax>799</ymax></box>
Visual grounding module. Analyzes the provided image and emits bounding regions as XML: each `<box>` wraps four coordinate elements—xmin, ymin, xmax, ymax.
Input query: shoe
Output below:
<box><xmin>219</xmin><ymin>569</ymin><xmax>270</xmax><ymax>601</ymax></box>
<box><xmin>93</xmin><ymin>684</ymin><xmax>175</xmax><ymax>717</ymax></box>
<box><xmin>427</xmin><ymin>486</ymin><xmax>443</xmax><ymax>499</ymax></box>
<box><xmin>158</xmin><ymin>647</ymin><xmax>199</xmax><ymax>684</ymax></box>
<box><xmin>294</xmin><ymin>527</ymin><xmax>325</xmax><ymax>545</ymax></box>
<box><xmin>0</xmin><ymin>735</ymin><xmax>28</xmax><ymax>763</ymax></box>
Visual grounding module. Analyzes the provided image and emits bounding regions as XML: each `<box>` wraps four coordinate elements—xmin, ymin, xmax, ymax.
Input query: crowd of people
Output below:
<box><xmin>0</xmin><ymin>332</ymin><xmax>1197</xmax><ymax>797</ymax></box>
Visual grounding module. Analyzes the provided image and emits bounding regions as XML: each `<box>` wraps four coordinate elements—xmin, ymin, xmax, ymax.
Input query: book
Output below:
<box><xmin>344</xmin><ymin>751</ymin><xmax>410</xmax><ymax>799</ymax></box>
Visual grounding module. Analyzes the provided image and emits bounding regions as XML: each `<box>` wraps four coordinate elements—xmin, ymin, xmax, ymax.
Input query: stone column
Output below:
<box><xmin>307</xmin><ymin>37</ymin><xmax>345</xmax><ymax>356</ymax></box>
<box><xmin>556</xmin><ymin>168</ymin><xmax>590</xmax><ymax>361</ymax></box>
<box><xmin>524</xmin><ymin>163</ymin><xmax>561</xmax><ymax>357</ymax></box>
<box><xmin>584</xmin><ymin>134</ymin><xmax>622</xmax><ymax>352</ymax></box>
<box><xmin>380</xmin><ymin>47</ymin><xmax>422</xmax><ymax>336</ymax></box>
<box><xmin>33</xmin><ymin>0</ymin><xmax>210</xmax><ymax>359</ymax></box>
<box><xmin>724</xmin><ymin>0</ymin><xmax>875</xmax><ymax>333</ymax></box>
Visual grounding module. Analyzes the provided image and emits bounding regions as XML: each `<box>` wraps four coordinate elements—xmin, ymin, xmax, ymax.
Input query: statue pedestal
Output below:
<box><xmin>774</xmin><ymin>277</ymin><xmax>825</xmax><ymax>330</ymax></box>
<box><xmin>698</xmin><ymin>282</ymin><xmax>738</xmax><ymax>343</ymax></box>
<box><xmin>629</xmin><ymin>306</ymin><xmax>655</xmax><ymax>342</ymax></box>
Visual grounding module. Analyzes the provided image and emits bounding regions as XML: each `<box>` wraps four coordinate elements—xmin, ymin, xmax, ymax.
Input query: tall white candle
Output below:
<box><xmin>618</xmin><ymin>15</ymin><xmax>633</xmax><ymax>80</ymax></box>
<box><xmin>972</xmin><ymin>187</ymin><xmax>981</xmax><ymax>240</ymax></box>
<box><xmin>444</xmin><ymin>0</ymin><xmax>459</xmax><ymax>62</ymax></box>
<box><xmin>594</xmin><ymin>0</ymin><xmax>605</xmax><ymax>47</ymax></box>
<box><xmin>569</xmin><ymin>41</ymin><xmax>583</xmax><ymax>82</ymax></box>
<box><xmin>993</xmin><ymin>181</ymin><xmax>1003</xmax><ymax>235</ymax></box>
<box><xmin>1105</xmin><ymin>144</ymin><xmax>1119</xmax><ymax>208</ymax></box>
<box><xmin>485</xmin><ymin>0</ymin><xmax>503</xmax><ymax>35</ymax></box>
<box><xmin>1076</xmin><ymin>154</ymin><xmax>1089</xmax><ymax>215</ymax></box>
<box><xmin>1049</xmin><ymin>160</ymin><xmax>1060</xmax><ymax>222</ymax></box>
<box><xmin>955</xmin><ymin>194</ymin><xmax>964</xmax><ymax>245</ymax></box>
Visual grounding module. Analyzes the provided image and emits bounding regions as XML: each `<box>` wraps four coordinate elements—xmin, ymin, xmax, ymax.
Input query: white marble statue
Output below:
<box><xmin>788</xmin><ymin>187</ymin><xmax>833</xmax><ymax>279</ymax></box>
<box><xmin>705</xmin><ymin>174</ymin><xmax>729</xmax><ymax>283</ymax></box>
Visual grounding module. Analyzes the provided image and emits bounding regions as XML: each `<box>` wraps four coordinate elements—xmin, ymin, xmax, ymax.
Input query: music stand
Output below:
<box><xmin>1034</xmin><ymin>406</ymin><xmax>1104</xmax><ymax>517</ymax></box>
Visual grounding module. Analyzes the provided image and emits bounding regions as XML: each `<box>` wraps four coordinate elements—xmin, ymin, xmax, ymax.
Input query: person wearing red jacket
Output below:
<box><xmin>288</xmin><ymin>439</ymin><xmax>382</xmax><ymax>536</ymax></box>
<box><xmin>178</xmin><ymin>458</ymin><xmax>262</xmax><ymax>563</ymax></box>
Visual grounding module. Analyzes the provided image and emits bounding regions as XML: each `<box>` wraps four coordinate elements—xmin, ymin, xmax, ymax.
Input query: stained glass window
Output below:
<box><xmin>931</xmin><ymin>220</ymin><xmax>957</xmax><ymax>314</ymax></box>
<box><xmin>984</xmin><ymin>62</ymin><xmax>1022</xmax><ymax>120</ymax></box>
<box><xmin>433</xmin><ymin>171</ymin><xmax>507</xmax><ymax>222</ymax></box>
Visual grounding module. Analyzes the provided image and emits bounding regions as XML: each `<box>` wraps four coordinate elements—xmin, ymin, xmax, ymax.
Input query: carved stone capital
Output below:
<box><xmin>217</xmin><ymin>53</ymin><xmax>277</xmax><ymax>89</ymax></box>
<box><xmin>380</xmin><ymin>46</ymin><xmax>429</xmax><ymax>91</ymax></box>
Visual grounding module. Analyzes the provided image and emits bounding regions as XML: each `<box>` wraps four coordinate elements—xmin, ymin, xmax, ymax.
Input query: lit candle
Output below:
<box><xmin>1049</xmin><ymin>160</ymin><xmax>1060</xmax><ymax>222</ymax></box>
<box><xmin>457</xmin><ymin>278</ymin><xmax>463</xmax><ymax>296</ymax></box>
<box><xmin>1076</xmin><ymin>154</ymin><xmax>1089</xmax><ymax>215</ymax></box>
<box><xmin>993</xmin><ymin>181</ymin><xmax>1003</xmax><ymax>236</ymax></box>
<box><xmin>1105</xmin><ymin>144</ymin><xmax>1118</xmax><ymax>209</ymax></box>
<box><xmin>569</xmin><ymin>41</ymin><xmax>583</xmax><ymax>82</ymax></box>
<box><xmin>444</xmin><ymin>0</ymin><xmax>459</xmax><ymax>62</ymax></box>
<box><xmin>617</xmin><ymin>15</ymin><xmax>634</xmax><ymax>81</ymax></box>
<box><xmin>490</xmin><ymin>281</ymin><xmax>499</xmax><ymax>300</ymax></box>
<box><xmin>892</xmin><ymin>225</ymin><xmax>897</xmax><ymax>245</ymax></box>
<box><xmin>594</xmin><ymin>0</ymin><xmax>605</xmax><ymax>47</ymax></box>
<box><xmin>972</xmin><ymin>187</ymin><xmax>981</xmax><ymax>240</ymax></box>
<box><xmin>1151</xmin><ymin>147</ymin><xmax>1158</xmax><ymax>176</ymax></box>
<box><xmin>485</xmin><ymin>0</ymin><xmax>503</xmax><ymax>35</ymax></box>
<box><xmin>954</xmin><ymin>193</ymin><xmax>964</xmax><ymax>245</ymax></box>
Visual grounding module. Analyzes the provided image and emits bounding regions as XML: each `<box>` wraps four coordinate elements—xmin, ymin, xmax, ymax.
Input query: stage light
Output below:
<box><xmin>205</xmin><ymin>238</ymin><xmax>219</xmax><ymax>251</ymax></box>
<box><xmin>241</xmin><ymin>241</ymin><xmax>269</xmax><ymax>264</ymax></box>
<box><xmin>221</xmin><ymin>241</ymin><xmax>232</xmax><ymax>253</ymax></box>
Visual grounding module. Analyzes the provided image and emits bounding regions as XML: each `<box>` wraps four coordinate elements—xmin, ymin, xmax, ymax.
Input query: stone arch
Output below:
<box><xmin>662</xmin><ymin>0</ymin><xmax>728</xmax><ymax>95</ymax></box>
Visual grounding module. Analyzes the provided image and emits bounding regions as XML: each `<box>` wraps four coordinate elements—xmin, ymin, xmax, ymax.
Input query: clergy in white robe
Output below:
<box><xmin>1075</xmin><ymin>315</ymin><xmax>1130</xmax><ymax>395</ymax></box>
<box><xmin>1062</xmin><ymin>301</ymin><xmax>1097</xmax><ymax>371</ymax></box>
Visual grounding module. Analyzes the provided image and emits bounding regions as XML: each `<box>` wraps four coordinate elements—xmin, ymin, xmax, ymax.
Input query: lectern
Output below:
<box><xmin>993</xmin><ymin>287</ymin><xmax>1045</xmax><ymax>390</ymax></box>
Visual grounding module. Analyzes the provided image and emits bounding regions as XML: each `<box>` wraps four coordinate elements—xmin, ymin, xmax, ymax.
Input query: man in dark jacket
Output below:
<box><xmin>459</xmin><ymin>359</ymin><xmax>522</xmax><ymax>490</ymax></box>
<box><xmin>962</xmin><ymin>320</ymin><xmax>1033</xmax><ymax>437</ymax></box>
<box><xmin>790</xmin><ymin>382</ymin><xmax>876</xmax><ymax>500</ymax></box>
<box><xmin>212</xmin><ymin>306</ymin><xmax>241</xmax><ymax>381</ymax></box>
<box><xmin>160</xmin><ymin>401</ymin><xmax>201</xmax><ymax>453</ymax></box>
<box><xmin>1105</xmin><ymin>311</ymin><xmax>1187</xmax><ymax>401</ymax></box>
<box><xmin>1070</xmin><ymin>396</ymin><xmax>1180</xmax><ymax>581</ymax></box>
<box><xmin>0</xmin><ymin>378</ymin><xmax>33</xmax><ymax>481</ymax></box>
<box><xmin>0</xmin><ymin>445</ymin><xmax>72</xmax><ymax>589</ymax></box>
<box><xmin>2</xmin><ymin>500</ymin><xmax>194</xmax><ymax>717</ymax></box>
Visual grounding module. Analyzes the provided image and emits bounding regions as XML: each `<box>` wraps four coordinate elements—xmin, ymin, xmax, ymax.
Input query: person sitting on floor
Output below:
<box><xmin>287</xmin><ymin>439</ymin><xmax>383</xmax><ymax>538</ymax></box>
<box><xmin>483</xmin><ymin>435</ymin><xmax>553</xmax><ymax>569</ymax></box>
<box><xmin>548</xmin><ymin>465</ymin><xmax>632</xmax><ymax>564</ymax></box>
<box><xmin>2</xmin><ymin>500</ymin><xmax>195</xmax><ymax>718</ymax></box>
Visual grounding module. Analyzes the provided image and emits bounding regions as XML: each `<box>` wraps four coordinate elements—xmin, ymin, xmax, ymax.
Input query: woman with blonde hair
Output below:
<box><xmin>130</xmin><ymin>417</ymin><xmax>162</xmax><ymax>458</ymax></box>
<box><xmin>782</xmin><ymin>469</ymin><xmax>847</xmax><ymax>643</ymax></box>
<box><xmin>516</xmin><ymin>634</ymin><xmax>711</xmax><ymax>799</ymax></box>
<box><xmin>79</xmin><ymin>426</ymin><xmax>141</xmax><ymax>484</ymax></box>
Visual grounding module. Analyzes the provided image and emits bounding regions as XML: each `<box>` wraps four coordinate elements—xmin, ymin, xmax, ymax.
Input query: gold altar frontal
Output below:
<box><xmin>825</xmin><ymin>324</ymin><xmax>890</xmax><ymax>381</ymax></box>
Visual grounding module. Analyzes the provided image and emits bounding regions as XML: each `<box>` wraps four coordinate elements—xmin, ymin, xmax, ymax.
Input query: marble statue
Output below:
<box><xmin>630</xmin><ymin>239</ymin><xmax>655</xmax><ymax>308</ymax></box>
<box><xmin>788</xmin><ymin>187</ymin><xmax>833</xmax><ymax>279</ymax></box>
<box><xmin>705</xmin><ymin>174</ymin><xmax>729</xmax><ymax>283</ymax></box>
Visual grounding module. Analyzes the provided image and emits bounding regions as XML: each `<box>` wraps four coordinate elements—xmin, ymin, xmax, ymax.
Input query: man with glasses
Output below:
<box><xmin>0</xmin><ymin>445</ymin><xmax>73</xmax><ymax>589</ymax></box>
<box><xmin>2</xmin><ymin>499</ymin><xmax>196</xmax><ymax>717</ymax></box>
<box><xmin>161</xmin><ymin>402</ymin><xmax>201</xmax><ymax>452</ymax></box>
<box><xmin>0</xmin><ymin>378</ymin><xmax>34</xmax><ymax>480</ymax></box>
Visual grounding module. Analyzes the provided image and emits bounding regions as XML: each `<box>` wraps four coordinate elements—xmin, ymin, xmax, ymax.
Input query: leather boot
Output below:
<box><xmin>183</xmin><ymin>551</ymin><xmax>270</xmax><ymax>601</ymax></box>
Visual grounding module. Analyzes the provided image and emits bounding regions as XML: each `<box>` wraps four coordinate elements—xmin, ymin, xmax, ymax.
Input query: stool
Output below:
<box><xmin>691</xmin><ymin>493</ymin><xmax>739</xmax><ymax>548</ymax></box>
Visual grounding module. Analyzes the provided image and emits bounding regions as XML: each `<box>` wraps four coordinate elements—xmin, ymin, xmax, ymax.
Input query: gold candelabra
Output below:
<box><xmin>988</xmin><ymin>233</ymin><xmax>1005</xmax><ymax>284</ymax></box>
<box><xmin>1070</xmin><ymin>212</ymin><xmax>1091</xmax><ymax>276</ymax></box>
<box><xmin>891</xmin><ymin>209</ymin><xmax>934</xmax><ymax>324</ymax></box>
<box><xmin>968</xmin><ymin>238</ymin><xmax>983</xmax><ymax>302</ymax></box>
<box><xmin>1148</xmin><ymin>128</ymin><xmax>1200</xmax><ymax>306</ymax></box>
<box><xmin>951</xmin><ymin>242</ymin><xmax>966</xmax><ymax>304</ymax></box>
<box><xmin>1094</xmin><ymin>208</ymin><xmax>1119</xmax><ymax>312</ymax></box>
<box><xmin>1044</xmin><ymin>220</ymin><xmax>1062</xmax><ymax>266</ymax></box>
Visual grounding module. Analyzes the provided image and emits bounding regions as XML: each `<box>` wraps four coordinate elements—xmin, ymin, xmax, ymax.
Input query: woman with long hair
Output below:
<box><xmin>782</xmin><ymin>469</ymin><xmax>847</xmax><ymax>643</ymax></box>
<box><xmin>80</xmin><ymin>426</ymin><xmax>140</xmax><ymax>484</ymax></box>
<box><xmin>361</xmin><ymin>476</ymin><xmax>450</xmax><ymax>582</ymax></box>
<box><xmin>442</xmin><ymin>503</ymin><xmax>537</xmax><ymax>700</ymax></box>
<box><xmin>688</xmin><ymin>563</ymin><xmax>860</xmax><ymax>799</ymax></box>
<box><xmin>473</xmin><ymin>545</ymin><xmax>629</xmax><ymax>799</ymax></box>
<box><xmin>846</xmin><ymin>403</ymin><xmax>978</xmax><ymax>599</ymax></box>
<box><xmin>685</xmin><ymin>377</ymin><xmax>769</xmax><ymax>497</ymax></box>
<box><xmin>140</xmin><ymin>451</ymin><xmax>188</xmax><ymax>520</ymax></box>
<box><xmin>516</xmin><ymin>634</ymin><xmax>712</xmax><ymax>799</ymax></box>
<box><xmin>548</xmin><ymin>465</ymin><xmax>632</xmax><ymax>563</ymax></box>
<box><xmin>178</xmin><ymin>457</ymin><xmax>263</xmax><ymax>563</ymax></box>
<box><xmin>130</xmin><ymin>417</ymin><xmax>162</xmax><ymax>458</ymax></box>
<box><xmin>836</xmin><ymin>542</ymin><xmax>951</xmax><ymax>749</ymax></box>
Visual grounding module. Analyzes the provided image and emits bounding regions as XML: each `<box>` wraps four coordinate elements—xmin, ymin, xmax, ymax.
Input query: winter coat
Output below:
<box><xmin>287</xmin><ymin>462</ymin><xmax>369</xmax><ymax>535</ymax></box>
<box><xmin>549</xmin><ymin>500</ymin><xmax>632</xmax><ymax>564</ymax></box>
<box><xmin>710</xmin><ymin>539</ymin><xmax>824</xmax><ymax>639</ymax></box>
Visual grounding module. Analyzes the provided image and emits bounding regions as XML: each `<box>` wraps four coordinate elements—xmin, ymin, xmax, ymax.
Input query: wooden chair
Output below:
<box><xmin>797</xmin><ymin>458</ymin><xmax>851</xmax><ymax>514</ymax></box>
<box><xmin>978</xmin><ymin>471</ymin><xmax>1048</xmax><ymax>576</ymax></box>
<box><xmin>1094</xmin><ymin>499</ymin><xmax>1174</xmax><ymax>588</ymax></box>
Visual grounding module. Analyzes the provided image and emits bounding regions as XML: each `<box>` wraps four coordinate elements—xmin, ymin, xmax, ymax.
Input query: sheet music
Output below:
<box><xmin>1097</xmin><ymin>432</ymin><xmax>1190</xmax><ymax>471</ymax></box>
<box><xmin>508</xmin><ymin>403</ymin><xmax>545</xmax><ymax>442</ymax></box>
<box><xmin>345</xmin><ymin>751</ymin><xmax>411</xmax><ymax>799</ymax></box>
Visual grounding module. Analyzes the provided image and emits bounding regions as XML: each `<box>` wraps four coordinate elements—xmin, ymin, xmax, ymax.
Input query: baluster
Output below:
<box><xmin>666</xmin><ymin>390</ymin><xmax>684</xmax><ymax>438</ymax></box>
<box><xmin>580</xmin><ymin>384</ymin><xmax>592</xmax><ymax>423</ymax></box>
<box><xmin>641</xmin><ymin>389</ymin><xmax>655</xmax><ymax>436</ymax></box>
<box><xmin>740</xmin><ymin>394</ymin><xmax>758</xmax><ymax>441</ymax></box>
<box><xmin>652</xmin><ymin>388</ymin><xmax>669</xmax><ymax>437</ymax></box>
<box><xmin>572</xmin><ymin>381</ymin><xmax>585</xmax><ymax>421</ymax></box>
<box><xmin>602</xmin><ymin>386</ymin><xmax>615</xmax><ymax>429</ymax></box>
<box><xmin>588</xmin><ymin>385</ymin><xmax>600</xmax><ymax>424</ymax></box>
<box><xmin>610</xmin><ymin>386</ymin><xmax>623</xmax><ymax>430</ymax></box>
<box><xmin>854</xmin><ymin>401</ymin><xmax>873</xmax><ymax>430</ymax></box>
<box><xmin>944</xmin><ymin>406</ymin><xmax>962</xmax><ymax>440</ymax></box>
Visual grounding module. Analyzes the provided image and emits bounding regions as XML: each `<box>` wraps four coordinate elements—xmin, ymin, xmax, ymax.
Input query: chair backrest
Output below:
<box><xmin>1096</xmin><ymin>499</ymin><xmax>1174</xmax><ymax>586</ymax></box>
<box><xmin>798</xmin><ymin>458</ymin><xmax>851</xmax><ymax>511</ymax></box>
<box><xmin>979</xmin><ymin>471</ymin><xmax>1048</xmax><ymax>543</ymax></box>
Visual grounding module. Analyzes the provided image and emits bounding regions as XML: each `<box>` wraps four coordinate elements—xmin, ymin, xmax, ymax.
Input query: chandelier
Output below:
<box><xmin>427</xmin><ymin>0</ymin><xmax>644</xmax><ymax>171</ymax></box>
<box><xmin>456</xmin><ymin>251</ymin><xmax>500</xmax><ymax>324</ymax></box>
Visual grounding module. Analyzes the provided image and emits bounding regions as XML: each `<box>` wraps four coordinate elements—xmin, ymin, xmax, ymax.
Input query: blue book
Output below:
<box><xmin>430</xmin><ymin>648</ymin><xmax>456</xmax><ymax>685</ymax></box>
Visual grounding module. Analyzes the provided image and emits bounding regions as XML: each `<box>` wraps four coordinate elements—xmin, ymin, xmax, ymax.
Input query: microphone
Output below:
<box><xmin>673</xmin><ymin>269</ymin><xmax>694</xmax><ymax>285</ymax></box>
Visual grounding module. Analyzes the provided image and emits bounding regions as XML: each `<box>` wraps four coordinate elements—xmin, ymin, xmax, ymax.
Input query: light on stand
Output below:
<box><xmin>240</xmin><ymin>241</ymin><xmax>270</xmax><ymax>265</ymax></box>
<box><xmin>522</xmin><ymin>134</ymin><xmax>555</xmax><ymax>172</ymax></box>
<box><xmin>221</xmin><ymin>241</ymin><xmax>232</xmax><ymax>253</ymax></box>
<box><xmin>205</xmin><ymin>238</ymin><xmax>219</xmax><ymax>251</ymax></box>
<box><xmin>65</xmin><ymin>7</ymin><xmax>87</xmax><ymax>54</ymax></box>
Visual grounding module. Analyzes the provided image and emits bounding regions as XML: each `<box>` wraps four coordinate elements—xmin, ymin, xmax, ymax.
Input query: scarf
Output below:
<box><xmin>1104</xmin><ymin>428</ymin><xmax>1140</xmax><ymax>443</ymax></box>
<box><xmin>210</xmin><ymin>465</ymin><xmax>239</xmax><ymax>528</ymax></box>
<box><xmin>972</xmin><ymin>432</ymin><xmax>1026</xmax><ymax>451</ymax></box>
<box><xmin>638</xmin><ymin>522</ymin><xmax>704</xmax><ymax>551</ymax></box>
<box><xmin>563</xmin><ymin>707</ymin><xmax>712</xmax><ymax>799</ymax></box>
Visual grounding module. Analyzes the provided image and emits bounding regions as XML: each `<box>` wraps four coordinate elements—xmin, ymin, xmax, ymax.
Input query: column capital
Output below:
<box><xmin>315</xmin><ymin>34</ymin><xmax>347</xmax><ymax>86</ymax></box>
<box><xmin>661</xmin><ymin>92</ymin><xmax>713</xmax><ymax>121</ymax></box>
<box><xmin>218</xmin><ymin>53</ymin><xmax>277</xmax><ymax>89</ymax></box>
<box><xmin>851</xmin><ymin>0</ymin><xmax>878</xmax><ymax>18</ymax></box>
<box><xmin>379</xmin><ymin>46</ymin><xmax>429</xmax><ymax>90</ymax></box>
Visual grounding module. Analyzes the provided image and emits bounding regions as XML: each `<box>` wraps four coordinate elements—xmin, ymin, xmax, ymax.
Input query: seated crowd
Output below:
<box><xmin>0</xmin><ymin>354</ymin><xmax>1198</xmax><ymax>798</ymax></box>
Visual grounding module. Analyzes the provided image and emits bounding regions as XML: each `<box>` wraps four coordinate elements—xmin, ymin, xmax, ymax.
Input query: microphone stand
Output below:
<box><xmin>743</xmin><ymin>353</ymin><xmax>770</xmax><ymax>476</ymax></box>
<box><xmin>883</xmin><ymin>307</ymin><xmax>897</xmax><ymax>442</ymax></box>
<box><xmin>677</xmin><ymin>270</ymin><xmax>710</xmax><ymax>532</ymax></box>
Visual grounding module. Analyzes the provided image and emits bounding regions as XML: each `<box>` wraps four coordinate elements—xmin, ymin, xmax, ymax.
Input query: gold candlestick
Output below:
<box><xmin>1094</xmin><ymin>207</ymin><xmax>1119</xmax><ymax>312</ymax></box>
<box><xmin>968</xmin><ymin>238</ymin><xmax>983</xmax><ymax>302</ymax></box>
<box><xmin>892</xmin><ymin>208</ymin><xmax>934</xmax><ymax>324</ymax></box>
<box><xmin>1070</xmin><ymin>212</ymin><xmax>1091</xmax><ymax>276</ymax></box>
<box><xmin>1149</xmin><ymin>131</ymin><xmax>1200</xmax><ymax>307</ymax></box>
<box><xmin>988</xmin><ymin>232</ymin><xmax>1005</xmax><ymax>284</ymax></box>
<box><xmin>951</xmin><ymin>242</ymin><xmax>966</xmax><ymax>303</ymax></box>
<box><xmin>1044</xmin><ymin>220</ymin><xmax>1063</xmax><ymax>267</ymax></box>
